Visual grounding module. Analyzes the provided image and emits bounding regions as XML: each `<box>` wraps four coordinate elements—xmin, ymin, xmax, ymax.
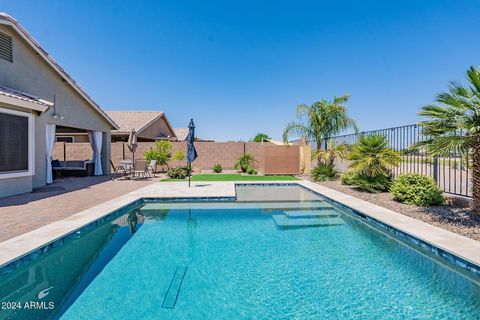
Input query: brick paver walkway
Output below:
<box><xmin>0</xmin><ymin>176</ymin><xmax>156</xmax><ymax>242</ymax></box>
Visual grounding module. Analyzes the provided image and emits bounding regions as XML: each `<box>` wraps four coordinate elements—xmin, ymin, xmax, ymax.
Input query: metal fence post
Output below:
<box><xmin>432</xmin><ymin>156</ymin><xmax>439</xmax><ymax>183</ymax></box>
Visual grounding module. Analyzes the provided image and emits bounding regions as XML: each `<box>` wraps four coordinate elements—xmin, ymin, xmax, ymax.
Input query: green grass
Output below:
<box><xmin>162</xmin><ymin>173</ymin><xmax>300</xmax><ymax>182</ymax></box>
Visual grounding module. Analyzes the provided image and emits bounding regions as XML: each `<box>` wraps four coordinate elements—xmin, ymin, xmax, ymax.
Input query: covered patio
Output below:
<box><xmin>49</xmin><ymin>125</ymin><xmax>106</xmax><ymax>180</ymax></box>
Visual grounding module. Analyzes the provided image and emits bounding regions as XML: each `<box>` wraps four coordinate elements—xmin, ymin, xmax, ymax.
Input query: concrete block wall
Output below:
<box><xmin>53</xmin><ymin>141</ymin><xmax>301</xmax><ymax>174</ymax></box>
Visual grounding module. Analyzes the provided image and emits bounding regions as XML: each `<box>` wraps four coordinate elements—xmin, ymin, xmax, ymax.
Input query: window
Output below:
<box><xmin>0</xmin><ymin>108</ymin><xmax>34</xmax><ymax>178</ymax></box>
<box><xmin>56</xmin><ymin>136</ymin><xmax>74</xmax><ymax>143</ymax></box>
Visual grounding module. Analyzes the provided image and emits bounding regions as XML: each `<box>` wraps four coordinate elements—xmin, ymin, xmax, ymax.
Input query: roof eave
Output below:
<box><xmin>0</xmin><ymin>94</ymin><xmax>51</xmax><ymax>113</ymax></box>
<box><xmin>0</xmin><ymin>13</ymin><xmax>119</xmax><ymax>130</ymax></box>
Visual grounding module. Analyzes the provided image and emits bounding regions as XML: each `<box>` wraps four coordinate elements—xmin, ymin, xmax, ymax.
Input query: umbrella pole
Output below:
<box><xmin>188</xmin><ymin>161</ymin><xmax>191</xmax><ymax>187</ymax></box>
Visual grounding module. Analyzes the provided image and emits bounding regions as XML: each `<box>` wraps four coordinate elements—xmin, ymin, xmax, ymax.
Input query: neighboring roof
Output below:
<box><xmin>107</xmin><ymin>111</ymin><xmax>176</xmax><ymax>138</ymax></box>
<box><xmin>174</xmin><ymin>128</ymin><xmax>189</xmax><ymax>141</ymax></box>
<box><xmin>0</xmin><ymin>85</ymin><xmax>53</xmax><ymax>112</ymax></box>
<box><xmin>0</xmin><ymin>13</ymin><xmax>118</xmax><ymax>129</ymax></box>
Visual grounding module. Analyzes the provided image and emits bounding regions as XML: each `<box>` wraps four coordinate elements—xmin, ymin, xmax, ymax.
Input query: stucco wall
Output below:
<box><xmin>0</xmin><ymin>176</ymin><xmax>32</xmax><ymax>197</ymax></box>
<box><xmin>139</xmin><ymin>116</ymin><xmax>175</xmax><ymax>140</ymax></box>
<box><xmin>0</xmin><ymin>24</ymin><xmax>113</xmax><ymax>189</ymax></box>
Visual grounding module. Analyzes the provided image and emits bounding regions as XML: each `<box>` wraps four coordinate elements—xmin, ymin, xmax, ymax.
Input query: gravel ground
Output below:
<box><xmin>313</xmin><ymin>179</ymin><xmax>480</xmax><ymax>241</ymax></box>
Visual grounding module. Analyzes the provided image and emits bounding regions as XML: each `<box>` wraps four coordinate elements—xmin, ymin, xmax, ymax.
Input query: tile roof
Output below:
<box><xmin>106</xmin><ymin>111</ymin><xmax>165</xmax><ymax>134</ymax></box>
<box><xmin>0</xmin><ymin>85</ymin><xmax>54</xmax><ymax>107</ymax></box>
<box><xmin>0</xmin><ymin>13</ymin><xmax>118</xmax><ymax>129</ymax></box>
<box><xmin>174</xmin><ymin>128</ymin><xmax>189</xmax><ymax>141</ymax></box>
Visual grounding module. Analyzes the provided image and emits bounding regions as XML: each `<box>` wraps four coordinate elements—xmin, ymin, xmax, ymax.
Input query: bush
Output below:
<box><xmin>167</xmin><ymin>167</ymin><xmax>189</xmax><ymax>179</ymax></box>
<box><xmin>145</xmin><ymin>140</ymin><xmax>172</xmax><ymax>168</ymax></box>
<box><xmin>340</xmin><ymin>171</ymin><xmax>357</xmax><ymax>185</ymax></box>
<box><xmin>311</xmin><ymin>163</ymin><xmax>338</xmax><ymax>181</ymax></box>
<box><xmin>353</xmin><ymin>174</ymin><xmax>392</xmax><ymax>193</ymax></box>
<box><xmin>247</xmin><ymin>166</ymin><xmax>257</xmax><ymax>175</ymax></box>
<box><xmin>391</xmin><ymin>173</ymin><xmax>444</xmax><ymax>206</ymax></box>
<box><xmin>173</xmin><ymin>150</ymin><xmax>185</xmax><ymax>166</ymax></box>
<box><xmin>235</xmin><ymin>154</ymin><xmax>256</xmax><ymax>173</ymax></box>
<box><xmin>213</xmin><ymin>163</ymin><xmax>223</xmax><ymax>173</ymax></box>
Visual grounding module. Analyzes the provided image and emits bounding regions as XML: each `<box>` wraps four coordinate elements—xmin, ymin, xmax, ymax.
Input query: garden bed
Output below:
<box><xmin>315</xmin><ymin>179</ymin><xmax>480</xmax><ymax>241</ymax></box>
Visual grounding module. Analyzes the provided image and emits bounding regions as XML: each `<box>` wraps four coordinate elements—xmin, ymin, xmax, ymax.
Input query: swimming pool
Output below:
<box><xmin>1</xmin><ymin>185</ymin><xmax>480</xmax><ymax>319</ymax></box>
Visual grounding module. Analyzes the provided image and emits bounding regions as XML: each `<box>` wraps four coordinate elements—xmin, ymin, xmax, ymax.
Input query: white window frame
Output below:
<box><xmin>0</xmin><ymin>107</ymin><xmax>35</xmax><ymax>179</ymax></box>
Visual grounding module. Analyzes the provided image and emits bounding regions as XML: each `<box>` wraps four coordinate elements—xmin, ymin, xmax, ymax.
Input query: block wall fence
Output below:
<box><xmin>52</xmin><ymin>141</ymin><xmax>308</xmax><ymax>175</ymax></box>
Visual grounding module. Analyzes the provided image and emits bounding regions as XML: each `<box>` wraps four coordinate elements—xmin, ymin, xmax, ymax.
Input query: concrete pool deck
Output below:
<box><xmin>1</xmin><ymin>180</ymin><xmax>480</xmax><ymax>273</ymax></box>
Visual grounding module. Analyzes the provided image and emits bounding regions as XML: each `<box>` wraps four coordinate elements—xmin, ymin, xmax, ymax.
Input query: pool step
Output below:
<box><xmin>285</xmin><ymin>209</ymin><xmax>340</xmax><ymax>219</ymax></box>
<box><xmin>272</xmin><ymin>215</ymin><xmax>345</xmax><ymax>229</ymax></box>
<box><xmin>262</xmin><ymin>202</ymin><xmax>334</xmax><ymax>212</ymax></box>
<box><xmin>162</xmin><ymin>266</ymin><xmax>188</xmax><ymax>309</ymax></box>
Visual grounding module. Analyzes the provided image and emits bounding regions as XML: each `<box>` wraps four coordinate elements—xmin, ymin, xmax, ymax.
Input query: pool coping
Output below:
<box><xmin>1</xmin><ymin>180</ymin><xmax>480</xmax><ymax>276</ymax></box>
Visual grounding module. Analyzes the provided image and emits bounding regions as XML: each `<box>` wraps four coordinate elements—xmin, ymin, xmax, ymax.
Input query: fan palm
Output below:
<box><xmin>234</xmin><ymin>154</ymin><xmax>256</xmax><ymax>173</ymax></box>
<box><xmin>282</xmin><ymin>95</ymin><xmax>357</xmax><ymax>155</ymax></box>
<box><xmin>415</xmin><ymin>66</ymin><xmax>480</xmax><ymax>214</ymax></box>
<box><xmin>348</xmin><ymin>134</ymin><xmax>401</xmax><ymax>177</ymax></box>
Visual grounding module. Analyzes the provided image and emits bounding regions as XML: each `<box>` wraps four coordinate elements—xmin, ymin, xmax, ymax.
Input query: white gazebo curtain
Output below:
<box><xmin>45</xmin><ymin>124</ymin><xmax>56</xmax><ymax>184</ymax></box>
<box><xmin>88</xmin><ymin>131</ymin><xmax>103</xmax><ymax>175</ymax></box>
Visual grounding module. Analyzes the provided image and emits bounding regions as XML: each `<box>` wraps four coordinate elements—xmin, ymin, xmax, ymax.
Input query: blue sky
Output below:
<box><xmin>1</xmin><ymin>1</ymin><xmax>479</xmax><ymax>141</ymax></box>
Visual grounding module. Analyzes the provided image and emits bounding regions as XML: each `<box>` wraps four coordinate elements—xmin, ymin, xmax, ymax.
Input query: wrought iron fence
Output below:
<box><xmin>310</xmin><ymin>124</ymin><xmax>471</xmax><ymax>197</ymax></box>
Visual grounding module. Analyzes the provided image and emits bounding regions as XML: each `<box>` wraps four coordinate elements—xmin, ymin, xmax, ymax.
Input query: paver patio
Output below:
<box><xmin>0</xmin><ymin>176</ymin><xmax>156</xmax><ymax>242</ymax></box>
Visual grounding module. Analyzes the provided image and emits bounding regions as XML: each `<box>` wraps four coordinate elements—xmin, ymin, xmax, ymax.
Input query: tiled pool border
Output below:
<box><xmin>1</xmin><ymin>181</ymin><xmax>479</xmax><ymax>280</ymax></box>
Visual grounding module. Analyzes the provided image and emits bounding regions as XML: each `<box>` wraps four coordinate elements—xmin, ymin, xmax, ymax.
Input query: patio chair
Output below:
<box><xmin>132</xmin><ymin>159</ymin><xmax>148</xmax><ymax>179</ymax></box>
<box><xmin>119</xmin><ymin>159</ymin><xmax>134</xmax><ymax>179</ymax></box>
<box><xmin>110</xmin><ymin>159</ymin><xmax>120</xmax><ymax>180</ymax></box>
<box><xmin>146</xmin><ymin>160</ymin><xmax>157</xmax><ymax>178</ymax></box>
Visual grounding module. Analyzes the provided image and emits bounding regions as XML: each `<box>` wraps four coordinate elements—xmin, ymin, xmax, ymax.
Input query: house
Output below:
<box><xmin>106</xmin><ymin>111</ymin><xmax>176</xmax><ymax>142</ymax></box>
<box><xmin>174</xmin><ymin>127</ymin><xmax>214</xmax><ymax>142</ymax></box>
<box><xmin>173</xmin><ymin>128</ymin><xmax>189</xmax><ymax>141</ymax></box>
<box><xmin>0</xmin><ymin>13</ymin><xmax>118</xmax><ymax>197</ymax></box>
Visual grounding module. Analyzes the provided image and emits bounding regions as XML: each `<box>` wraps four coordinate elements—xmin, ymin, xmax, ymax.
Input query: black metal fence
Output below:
<box><xmin>310</xmin><ymin>124</ymin><xmax>471</xmax><ymax>197</ymax></box>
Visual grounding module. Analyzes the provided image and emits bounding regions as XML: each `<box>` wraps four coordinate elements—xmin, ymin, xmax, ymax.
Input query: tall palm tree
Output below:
<box><xmin>415</xmin><ymin>66</ymin><xmax>480</xmax><ymax>214</ymax></box>
<box><xmin>282</xmin><ymin>95</ymin><xmax>357</xmax><ymax>155</ymax></box>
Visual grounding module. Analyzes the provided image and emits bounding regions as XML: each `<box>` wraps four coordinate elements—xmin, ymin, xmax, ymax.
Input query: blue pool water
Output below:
<box><xmin>1</xmin><ymin>185</ymin><xmax>480</xmax><ymax>319</ymax></box>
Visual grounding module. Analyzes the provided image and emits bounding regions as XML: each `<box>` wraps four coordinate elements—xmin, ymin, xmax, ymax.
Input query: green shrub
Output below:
<box><xmin>213</xmin><ymin>163</ymin><xmax>223</xmax><ymax>173</ymax></box>
<box><xmin>173</xmin><ymin>150</ymin><xmax>185</xmax><ymax>166</ymax></box>
<box><xmin>340</xmin><ymin>170</ymin><xmax>391</xmax><ymax>192</ymax></box>
<box><xmin>167</xmin><ymin>167</ymin><xmax>189</xmax><ymax>179</ymax></box>
<box><xmin>235</xmin><ymin>154</ymin><xmax>256</xmax><ymax>173</ymax></box>
<box><xmin>353</xmin><ymin>174</ymin><xmax>392</xmax><ymax>193</ymax></box>
<box><xmin>391</xmin><ymin>173</ymin><xmax>444</xmax><ymax>206</ymax></box>
<box><xmin>340</xmin><ymin>171</ymin><xmax>357</xmax><ymax>185</ymax></box>
<box><xmin>311</xmin><ymin>163</ymin><xmax>338</xmax><ymax>181</ymax></box>
<box><xmin>145</xmin><ymin>140</ymin><xmax>172</xmax><ymax>168</ymax></box>
<box><xmin>247</xmin><ymin>166</ymin><xmax>257</xmax><ymax>175</ymax></box>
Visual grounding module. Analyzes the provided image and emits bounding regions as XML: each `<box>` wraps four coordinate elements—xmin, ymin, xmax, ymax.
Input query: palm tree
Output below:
<box><xmin>312</xmin><ymin>141</ymin><xmax>349</xmax><ymax>165</ymax></box>
<box><xmin>282</xmin><ymin>95</ymin><xmax>357</xmax><ymax>155</ymax></box>
<box><xmin>251</xmin><ymin>133</ymin><xmax>271</xmax><ymax>142</ymax></box>
<box><xmin>348</xmin><ymin>134</ymin><xmax>401</xmax><ymax>178</ymax></box>
<box><xmin>415</xmin><ymin>66</ymin><xmax>480</xmax><ymax>214</ymax></box>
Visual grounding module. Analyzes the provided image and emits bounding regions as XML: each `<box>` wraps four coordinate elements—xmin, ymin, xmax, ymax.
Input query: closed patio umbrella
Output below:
<box><xmin>127</xmin><ymin>129</ymin><xmax>138</xmax><ymax>161</ymax></box>
<box><xmin>186</xmin><ymin>119</ymin><xmax>197</xmax><ymax>187</ymax></box>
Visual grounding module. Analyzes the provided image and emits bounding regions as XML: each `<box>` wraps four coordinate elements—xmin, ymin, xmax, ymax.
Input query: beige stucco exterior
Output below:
<box><xmin>0</xmin><ymin>22</ymin><xmax>114</xmax><ymax>197</ymax></box>
<box><xmin>132</xmin><ymin>115</ymin><xmax>175</xmax><ymax>141</ymax></box>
